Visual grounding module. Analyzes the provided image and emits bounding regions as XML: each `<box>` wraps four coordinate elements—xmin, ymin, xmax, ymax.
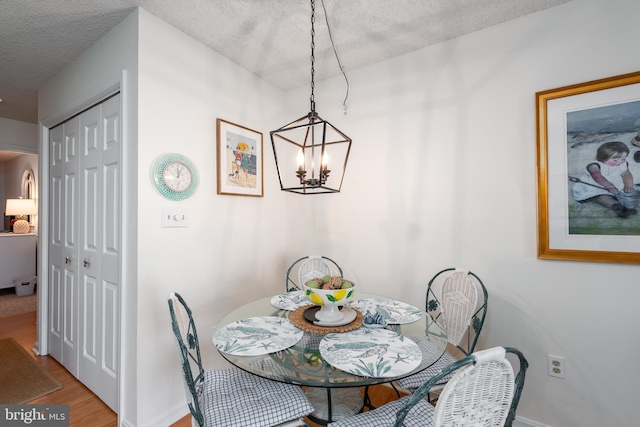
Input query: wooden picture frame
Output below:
<box><xmin>216</xmin><ymin>119</ymin><xmax>264</xmax><ymax>197</ymax></box>
<box><xmin>536</xmin><ymin>71</ymin><xmax>640</xmax><ymax>264</ymax></box>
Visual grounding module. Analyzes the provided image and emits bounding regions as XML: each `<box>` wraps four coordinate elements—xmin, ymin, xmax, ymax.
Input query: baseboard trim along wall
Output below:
<box><xmin>143</xmin><ymin>404</ymin><xmax>188</xmax><ymax>427</ymax></box>
<box><xmin>515</xmin><ymin>416</ymin><xmax>552</xmax><ymax>427</ymax></box>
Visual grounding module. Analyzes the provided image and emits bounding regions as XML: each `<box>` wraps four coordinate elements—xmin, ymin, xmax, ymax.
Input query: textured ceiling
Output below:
<box><xmin>0</xmin><ymin>0</ymin><xmax>572</xmax><ymax>124</ymax></box>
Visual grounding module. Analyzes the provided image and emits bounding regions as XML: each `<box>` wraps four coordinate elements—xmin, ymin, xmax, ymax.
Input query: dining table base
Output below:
<box><xmin>305</xmin><ymin>387</ymin><xmax>364</xmax><ymax>425</ymax></box>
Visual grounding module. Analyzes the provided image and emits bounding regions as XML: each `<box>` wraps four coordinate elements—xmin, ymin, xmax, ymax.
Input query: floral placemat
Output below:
<box><xmin>270</xmin><ymin>291</ymin><xmax>309</xmax><ymax>311</ymax></box>
<box><xmin>289</xmin><ymin>304</ymin><xmax>363</xmax><ymax>334</ymax></box>
<box><xmin>213</xmin><ymin>316</ymin><xmax>303</xmax><ymax>355</ymax></box>
<box><xmin>319</xmin><ymin>328</ymin><xmax>422</xmax><ymax>378</ymax></box>
<box><xmin>350</xmin><ymin>298</ymin><xmax>422</xmax><ymax>324</ymax></box>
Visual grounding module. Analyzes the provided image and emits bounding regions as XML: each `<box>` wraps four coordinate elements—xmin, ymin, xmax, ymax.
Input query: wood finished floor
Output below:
<box><xmin>0</xmin><ymin>311</ymin><xmax>117</xmax><ymax>426</ymax></box>
<box><xmin>1</xmin><ymin>311</ymin><xmax>402</xmax><ymax>427</ymax></box>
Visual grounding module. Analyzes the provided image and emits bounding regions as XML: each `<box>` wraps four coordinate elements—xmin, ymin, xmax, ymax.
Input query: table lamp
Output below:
<box><xmin>5</xmin><ymin>198</ymin><xmax>37</xmax><ymax>234</ymax></box>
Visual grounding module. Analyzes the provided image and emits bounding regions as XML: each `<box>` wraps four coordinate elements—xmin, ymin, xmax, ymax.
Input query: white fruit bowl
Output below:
<box><xmin>303</xmin><ymin>282</ymin><xmax>357</xmax><ymax>322</ymax></box>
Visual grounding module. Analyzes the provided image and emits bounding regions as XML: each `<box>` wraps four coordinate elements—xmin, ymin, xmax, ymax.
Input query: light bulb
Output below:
<box><xmin>321</xmin><ymin>152</ymin><xmax>329</xmax><ymax>172</ymax></box>
<box><xmin>297</xmin><ymin>149</ymin><xmax>305</xmax><ymax>172</ymax></box>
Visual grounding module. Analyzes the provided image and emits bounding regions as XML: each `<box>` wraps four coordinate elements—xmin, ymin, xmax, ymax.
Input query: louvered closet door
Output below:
<box><xmin>48</xmin><ymin>93</ymin><xmax>121</xmax><ymax>412</ymax></box>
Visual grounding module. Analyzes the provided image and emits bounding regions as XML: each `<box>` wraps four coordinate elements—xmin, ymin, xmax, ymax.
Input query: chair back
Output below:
<box><xmin>285</xmin><ymin>255</ymin><xmax>343</xmax><ymax>291</ymax></box>
<box><xmin>395</xmin><ymin>346</ymin><xmax>528</xmax><ymax>427</ymax></box>
<box><xmin>426</xmin><ymin>268</ymin><xmax>488</xmax><ymax>355</ymax></box>
<box><xmin>168</xmin><ymin>292</ymin><xmax>205</xmax><ymax>427</ymax></box>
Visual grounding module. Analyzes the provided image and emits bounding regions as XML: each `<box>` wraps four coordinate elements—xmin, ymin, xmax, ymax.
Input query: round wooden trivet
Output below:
<box><xmin>289</xmin><ymin>304</ymin><xmax>363</xmax><ymax>334</ymax></box>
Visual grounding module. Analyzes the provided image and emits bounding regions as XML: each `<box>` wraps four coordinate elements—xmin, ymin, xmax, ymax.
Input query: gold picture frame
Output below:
<box><xmin>536</xmin><ymin>71</ymin><xmax>640</xmax><ymax>264</ymax></box>
<box><xmin>216</xmin><ymin>118</ymin><xmax>264</xmax><ymax>197</ymax></box>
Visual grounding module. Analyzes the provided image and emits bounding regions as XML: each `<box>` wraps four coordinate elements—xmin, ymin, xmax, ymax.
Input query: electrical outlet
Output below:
<box><xmin>547</xmin><ymin>354</ymin><xmax>565</xmax><ymax>379</ymax></box>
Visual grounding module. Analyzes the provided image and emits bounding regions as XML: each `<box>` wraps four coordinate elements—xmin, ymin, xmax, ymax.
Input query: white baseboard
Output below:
<box><xmin>133</xmin><ymin>407</ymin><xmax>544</xmax><ymax>427</ymax></box>
<box><xmin>137</xmin><ymin>404</ymin><xmax>189</xmax><ymax>427</ymax></box>
<box><xmin>514</xmin><ymin>415</ymin><xmax>552</xmax><ymax>427</ymax></box>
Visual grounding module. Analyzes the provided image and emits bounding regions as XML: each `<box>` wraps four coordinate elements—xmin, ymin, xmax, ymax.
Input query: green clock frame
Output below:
<box><xmin>151</xmin><ymin>153</ymin><xmax>199</xmax><ymax>200</ymax></box>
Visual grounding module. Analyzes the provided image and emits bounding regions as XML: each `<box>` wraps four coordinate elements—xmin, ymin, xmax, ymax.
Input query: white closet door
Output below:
<box><xmin>48</xmin><ymin>123</ymin><xmax>64</xmax><ymax>364</ymax></box>
<box><xmin>78</xmin><ymin>94</ymin><xmax>120</xmax><ymax>411</ymax></box>
<box><xmin>48</xmin><ymin>115</ymin><xmax>80</xmax><ymax>377</ymax></box>
<box><xmin>98</xmin><ymin>94</ymin><xmax>121</xmax><ymax>411</ymax></box>
<box><xmin>48</xmin><ymin>93</ymin><xmax>121</xmax><ymax>412</ymax></box>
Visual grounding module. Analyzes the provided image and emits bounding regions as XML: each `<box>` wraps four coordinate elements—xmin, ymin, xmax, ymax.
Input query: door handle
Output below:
<box><xmin>83</xmin><ymin>259</ymin><xmax>91</xmax><ymax>268</ymax></box>
<box><xmin>65</xmin><ymin>256</ymin><xmax>72</xmax><ymax>264</ymax></box>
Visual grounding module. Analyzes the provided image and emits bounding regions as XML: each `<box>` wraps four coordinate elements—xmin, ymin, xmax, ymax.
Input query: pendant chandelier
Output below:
<box><xmin>270</xmin><ymin>0</ymin><xmax>352</xmax><ymax>194</ymax></box>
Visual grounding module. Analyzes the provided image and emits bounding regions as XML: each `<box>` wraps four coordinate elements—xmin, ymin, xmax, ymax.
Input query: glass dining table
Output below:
<box><xmin>213</xmin><ymin>292</ymin><xmax>448</xmax><ymax>425</ymax></box>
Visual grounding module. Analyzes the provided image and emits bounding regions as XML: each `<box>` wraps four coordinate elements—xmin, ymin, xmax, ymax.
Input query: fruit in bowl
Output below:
<box><xmin>304</xmin><ymin>276</ymin><xmax>356</xmax><ymax>322</ymax></box>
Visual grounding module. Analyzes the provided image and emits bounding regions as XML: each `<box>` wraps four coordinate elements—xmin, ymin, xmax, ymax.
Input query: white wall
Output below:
<box><xmin>285</xmin><ymin>0</ymin><xmax>639</xmax><ymax>426</ymax></box>
<box><xmin>4</xmin><ymin>155</ymin><xmax>37</xmax><ymax>199</ymax></box>
<box><xmin>135</xmin><ymin>10</ymin><xmax>297</xmax><ymax>427</ymax></box>
<box><xmin>0</xmin><ymin>118</ymin><xmax>37</xmax><ymax>153</ymax></box>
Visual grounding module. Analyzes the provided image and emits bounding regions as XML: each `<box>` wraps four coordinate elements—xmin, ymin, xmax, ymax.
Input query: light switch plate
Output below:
<box><xmin>161</xmin><ymin>207</ymin><xmax>189</xmax><ymax>228</ymax></box>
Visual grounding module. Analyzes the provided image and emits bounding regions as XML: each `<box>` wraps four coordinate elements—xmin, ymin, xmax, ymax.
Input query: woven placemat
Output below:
<box><xmin>290</xmin><ymin>304</ymin><xmax>363</xmax><ymax>334</ymax></box>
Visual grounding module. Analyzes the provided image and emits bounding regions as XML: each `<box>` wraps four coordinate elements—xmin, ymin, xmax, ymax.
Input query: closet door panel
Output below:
<box><xmin>77</xmin><ymin>95</ymin><xmax>120</xmax><ymax>411</ymax></box>
<box><xmin>101</xmin><ymin>94</ymin><xmax>121</xmax><ymax>278</ymax></box>
<box><xmin>49</xmin><ymin>94</ymin><xmax>120</xmax><ymax>412</ymax></box>
<box><xmin>62</xmin><ymin>116</ymin><xmax>79</xmax><ymax>377</ymax></box>
<box><xmin>78</xmin><ymin>103</ymin><xmax>103</xmax><ymax>395</ymax></box>
<box><xmin>103</xmin><ymin>281</ymin><xmax>118</xmax><ymax>377</ymax></box>
<box><xmin>48</xmin><ymin>265</ymin><xmax>62</xmax><ymax>361</ymax></box>
<box><xmin>97</xmin><ymin>94</ymin><xmax>121</xmax><ymax>411</ymax></box>
<box><xmin>62</xmin><ymin>269</ymin><xmax>77</xmax><ymax>375</ymax></box>
<box><xmin>48</xmin><ymin>125</ymin><xmax>64</xmax><ymax>362</ymax></box>
<box><xmin>81</xmin><ymin>274</ymin><xmax>99</xmax><ymax>387</ymax></box>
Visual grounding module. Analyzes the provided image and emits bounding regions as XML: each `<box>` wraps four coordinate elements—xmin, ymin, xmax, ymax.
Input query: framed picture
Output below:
<box><xmin>216</xmin><ymin>119</ymin><xmax>264</xmax><ymax>197</ymax></box>
<box><xmin>536</xmin><ymin>71</ymin><xmax>640</xmax><ymax>264</ymax></box>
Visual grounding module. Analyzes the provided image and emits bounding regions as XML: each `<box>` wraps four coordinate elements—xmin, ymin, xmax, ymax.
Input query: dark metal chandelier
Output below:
<box><xmin>270</xmin><ymin>0</ymin><xmax>352</xmax><ymax>194</ymax></box>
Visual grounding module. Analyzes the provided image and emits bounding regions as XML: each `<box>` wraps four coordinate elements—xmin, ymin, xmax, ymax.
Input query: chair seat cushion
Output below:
<box><xmin>328</xmin><ymin>396</ymin><xmax>434</xmax><ymax>427</ymax></box>
<box><xmin>396</xmin><ymin>351</ymin><xmax>457</xmax><ymax>390</ymax></box>
<box><xmin>199</xmin><ymin>368</ymin><xmax>313</xmax><ymax>427</ymax></box>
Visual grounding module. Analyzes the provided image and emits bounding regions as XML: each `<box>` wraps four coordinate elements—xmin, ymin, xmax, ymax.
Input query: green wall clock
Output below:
<box><xmin>151</xmin><ymin>153</ymin><xmax>199</xmax><ymax>200</ymax></box>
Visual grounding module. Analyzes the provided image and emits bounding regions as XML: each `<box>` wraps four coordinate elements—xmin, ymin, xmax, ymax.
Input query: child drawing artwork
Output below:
<box><xmin>218</xmin><ymin>120</ymin><xmax>263</xmax><ymax>196</ymax></box>
<box><xmin>571</xmin><ymin>141</ymin><xmax>637</xmax><ymax>218</ymax></box>
<box><xmin>225</xmin><ymin>133</ymin><xmax>257</xmax><ymax>189</ymax></box>
<box><xmin>566</xmin><ymin>100</ymin><xmax>640</xmax><ymax>236</ymax></box>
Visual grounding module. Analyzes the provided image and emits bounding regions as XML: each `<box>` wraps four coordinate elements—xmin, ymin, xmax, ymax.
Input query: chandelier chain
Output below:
<box><xmin>310</xmin><ymin>0</ymin><xmax>316</xmax><ymax>112</ymax></box>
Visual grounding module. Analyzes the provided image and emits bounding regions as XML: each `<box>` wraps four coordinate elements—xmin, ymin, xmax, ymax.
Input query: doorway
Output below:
<box><xmin>0</xmin><ymin>150</ymin><xmax>38</xmax><ymax>315</ymax></box>
<box><xmin>1</xmin><ymin>150</ymin><xmax>38</xmax><ymax>230</ymax></box>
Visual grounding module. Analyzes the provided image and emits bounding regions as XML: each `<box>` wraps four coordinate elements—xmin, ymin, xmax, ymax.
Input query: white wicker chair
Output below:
<box><xmin>328</xmin><ymin>346</ymin><xmax>528</xmax><ymax>427</ymax></box>
<box><xmin>392</xmin><ymin>268</ymin><xmax>488</xmax><ymax>400</ymax></box>
<box><xmin>168</xmin><ymin>292</ymin><xmax>314</xmax><ymax>427</ymax></box>
<box><xmin>285</xmin><ymin>255</ymin><xmax>343</xmax><ymax>291</ymax></box>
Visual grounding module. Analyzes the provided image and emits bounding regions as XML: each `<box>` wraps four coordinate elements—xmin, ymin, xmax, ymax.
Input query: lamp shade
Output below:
<box><xmin>5</xmin><ymin>198</ymin><xmax>37</xmax><ymax>216</ymax></box>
